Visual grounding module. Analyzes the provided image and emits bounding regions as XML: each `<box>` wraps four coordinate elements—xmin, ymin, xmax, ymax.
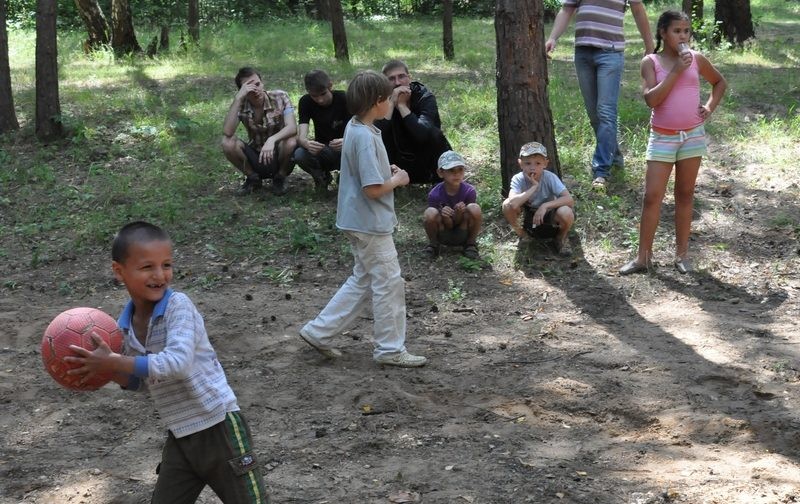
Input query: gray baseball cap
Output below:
<box><xmin>437</xmin><ymin>150</ymin><xmax>467</xmax><ymax>170</ymax></box>
<box><xmin>519</xmin><ymin>141</ymin><xmax>548</xmax><ymax>158</ymax></box>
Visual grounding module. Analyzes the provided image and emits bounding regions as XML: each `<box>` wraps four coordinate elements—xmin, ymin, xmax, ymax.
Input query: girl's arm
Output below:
<box><xmin>695</xmin><ymin>53</ymin><xmax>727</xmax><ymax>119</ymax></box>
<box><xmin>641</xmin><ymin>53</ymin><xmax>691</xmax><ymax>108</ymax></box>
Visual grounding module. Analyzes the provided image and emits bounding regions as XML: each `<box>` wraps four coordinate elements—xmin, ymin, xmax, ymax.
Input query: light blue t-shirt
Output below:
<box><xmin>336</xmin><ymin>118</ymin><xmax>397</xmax><ymax>235</ymax></box>
<box><xmin>510</xmin><ymin>170</ymin><xmax>566</xmax><ymax>209</ymax></box>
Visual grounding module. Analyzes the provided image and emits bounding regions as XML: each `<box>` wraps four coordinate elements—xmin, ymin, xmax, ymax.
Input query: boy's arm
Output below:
<box><xmin>538</xmin><ymin>189</ymin><xmax>575</xmax><ymax>212</ymax></box>
<box><xmin>64</xmin><ymin>332</ymin><xmax>137</xmax><ymax>387</ymax></box>
<box><xmin>399</xmin><ymin>91</ymin><xmax>443</xmax><ymax>143</ymax></box>
<box><xmin>261</xmin><ymin>110</ymin><xmax>298</xmax><ymax>165</ymax></box>
<box><xmin>363</xmin><ymin>164</ymin><xmax>409</xmax><ymax>199</ymax></box>
<box><xmin>222</xmin><ymin>85</ymin><xmax>251</xmax><ymax>138</ymax></box>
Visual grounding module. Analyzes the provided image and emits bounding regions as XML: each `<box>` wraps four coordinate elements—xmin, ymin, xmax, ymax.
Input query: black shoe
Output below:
<box><xmin>271</xmin><ymin>176</ymin><xmax>288</xmax><ymax>195</ymax></box>
<box><xmin>236</xmin><ymin>176</ymin><xmax>262</xmax><ymax>196</ymax></box>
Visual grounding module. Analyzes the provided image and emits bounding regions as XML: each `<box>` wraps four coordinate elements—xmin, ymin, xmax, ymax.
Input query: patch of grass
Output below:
<box><xmin>442</xmin><ymin>278</ymin><xmax>466</xmax><ymax>303</ymax></box>
<box><xmin>1</xmin><ymin>11</ymin><xmax>798</xmax><ymax>273</ymax></box>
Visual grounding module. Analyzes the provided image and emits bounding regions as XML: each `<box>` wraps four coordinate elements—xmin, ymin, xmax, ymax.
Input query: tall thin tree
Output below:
<box><xmin>329</xmin><ymin>0</ymin><xmax>348</xmax><ymax>62</ymax></box>
<box><xmin>188</xmin><ymin>0</ymin><xmax>199</xmax><ymax>42</ymax></box>
<box><xmin>495</xmin><ymin>0</ymin><xmax>560</xmax><ymax>195</ymax></box>
<box><xmin>442</xmin><ymin>0</ymin><xmax>454</xmax><ymax>61</ymax></box>
<box><xmin>74</xmin><ymin>0</ymin><xmax>110</xmax><ymax>52</ymax></box>
<box><xmin>111</xmin><ymin>0</ymin><xmax>140</xmax><ymax>55</ymax></box>
<box><xmin>1</xmin><ymin>0</ymin><xmax>19</xmax><ymax>133</ymax></box>
<box><xmin>714</xmin><ymin>0</ymin><xmax>754</xmax><ymax>47</ymax></box>
<box><xmin>35</xmin><ymin>0</ymin><xmax>62</xmax><ymax>140</ymax></box>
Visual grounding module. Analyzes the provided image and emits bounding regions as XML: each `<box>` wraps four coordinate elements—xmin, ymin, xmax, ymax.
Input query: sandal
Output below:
<box><xmin>422</xmin><ymin>243</ymin><xmax>440</xmax><ymax>259</ymax></box>
<box><xmin>619</xmin><ymin>260</ymin><xmax>650</xmax><ymax>276</ymax></box>
<box><xmin>555</xmin><ymin>238</ymin><xmax>572</xmax><ymax>257</ymax></box>
<box><xmin>462</xmin><ymin>244</ymin><xmax>481</xmax><ymax>260</ymax></box>
<box><xmin>674</xmin><ymin>257</ymin><xmax>692</xmax><ymax>274</ymax></box>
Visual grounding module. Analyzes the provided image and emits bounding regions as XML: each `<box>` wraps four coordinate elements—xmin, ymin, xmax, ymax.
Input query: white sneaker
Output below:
<box><xmin>299</xmin><ymin>330</ymin><xmax>342</xmax><ymax>359</ymax></box>
<box><xmin>374</xmin><ymin>351</ymin><xmax>427</xmax><ymax>368</ymax></box>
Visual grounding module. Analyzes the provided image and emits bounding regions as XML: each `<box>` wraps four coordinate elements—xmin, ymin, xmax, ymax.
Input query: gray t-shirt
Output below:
<box><xmin>510</xmin><ymin>170</ymin><xmax>566</xmax><ymax>209</ymax></box>
<box><xmin>336</xmin><ymin>118</ymin><xmax>397</xmax><ymax>235</ymax></box>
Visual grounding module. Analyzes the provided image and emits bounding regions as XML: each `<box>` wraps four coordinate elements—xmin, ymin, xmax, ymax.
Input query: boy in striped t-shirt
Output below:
<box><xmin>546</xmin><ymin>0</ymin><xmax>654</xmax><ymax>189</ymax></box>
<box><xmin>65</xmin><ymin>221</ymin><xmax>268</xmax><ymax>504</ymax></box>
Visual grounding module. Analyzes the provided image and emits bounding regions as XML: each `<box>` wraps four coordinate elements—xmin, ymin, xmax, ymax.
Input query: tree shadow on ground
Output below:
<box><xmin>514</xmin><ymin>234</ymin><xmax>799</xmax><ymax>462</ymax></box>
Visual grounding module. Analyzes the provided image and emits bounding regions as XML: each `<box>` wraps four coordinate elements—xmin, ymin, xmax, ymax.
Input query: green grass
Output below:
<box><xmin>2</xmin><ymin>6</ymin><xmax>800</xmax><ymax>272</ymax></box>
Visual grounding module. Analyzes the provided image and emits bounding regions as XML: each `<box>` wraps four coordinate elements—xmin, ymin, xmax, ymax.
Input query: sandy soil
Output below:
<box><xmin>1</xmin><ymin>153</ymin><xmax>799</xmax><ymax>504</ymax></box>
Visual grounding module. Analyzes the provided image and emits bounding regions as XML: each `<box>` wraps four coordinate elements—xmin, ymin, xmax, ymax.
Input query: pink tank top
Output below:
<box><xmin>648</xmin><ymin>51</ymin><xmax>703</xmax><ymax>131</ymax></box>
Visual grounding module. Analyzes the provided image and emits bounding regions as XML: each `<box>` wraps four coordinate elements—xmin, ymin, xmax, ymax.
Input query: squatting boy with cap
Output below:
<box><xmin>502</xmin><ymin>142</ymin><xmax>575</xmax><ymax>256</ymax></box>
<box><xmin>422</xmin><ymin>150</ymin><xmax>483</xmax><ymax>260</ymax></box>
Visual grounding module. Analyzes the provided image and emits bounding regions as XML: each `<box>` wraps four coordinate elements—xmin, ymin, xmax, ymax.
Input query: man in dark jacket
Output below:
<box><xmin>376</xmin><ymin>60</ymin><xmax>451</xmax><ymax>184</ymax></box>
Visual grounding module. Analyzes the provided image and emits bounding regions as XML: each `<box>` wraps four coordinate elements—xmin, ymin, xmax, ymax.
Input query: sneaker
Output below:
<box><xmin>375</xmin><ymin>351</ymin><xmax>427</xmax><ymax>368</ymax></box>
<box><xmin>299</xmin><ymin>330</ymin><xmax>342</xmax><ymax>359</ymax></box>
<box><xmin>555</xmin><ymin>238</ymin><xmax>572</xmax><ymax>257</ymax></box>
<box><xmin>462</xmin><ymin>244</ymin><xmax>481</xmax><ymax>260</ymax></box>
<box><xmin>304</xmin><ymin>165</ymin><xmax>331</xmax><ymax>190</ymax></box>
<box><xmin>422</xmin><ymin>243</ymin><xmax>440</xmax><ymax>259</ymax></box>
<box><xmin>271</xmin><ymin>176</ymin><xmax>288</xmax><ymax>195</ymax></box>
<box><xmin>592</xmin><ymin>176</ymin><xmax>607</xmax><ymax>190</ymax></box>
<box><xmin>235</xmin><ymin>176</ymin><xmax>262</xmax><ymax>196</ymax></box>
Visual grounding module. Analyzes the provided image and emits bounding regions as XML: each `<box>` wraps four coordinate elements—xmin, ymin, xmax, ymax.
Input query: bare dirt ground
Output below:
<box><xmin>1</xmin><ymin>145</ymin><xmax>799</xmax><ymax>504</ymax></box>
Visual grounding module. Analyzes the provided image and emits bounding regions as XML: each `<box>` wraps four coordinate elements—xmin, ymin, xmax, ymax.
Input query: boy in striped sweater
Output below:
<box><xmin>65</xmin><ymin>221</ymin><xmax>268</xmax><ymax>504</ymax></box>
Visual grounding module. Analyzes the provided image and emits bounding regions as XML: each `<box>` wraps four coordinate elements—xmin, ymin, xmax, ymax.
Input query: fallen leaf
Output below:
<box><xmin>361</xmin><ymin>404</ymin><xmax>372</xmax><ymax>413</ymax></box>
<box><xmin>388</xmin><ymin>490</ymin><xmax>420</xmax><ymax>503</ymax></box>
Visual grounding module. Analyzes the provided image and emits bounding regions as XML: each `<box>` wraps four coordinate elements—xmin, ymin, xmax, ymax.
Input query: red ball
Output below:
<box><xmin>41</xmin><ymin>307</ymin><xmax>124</xmax><ymax>391</ymax></box>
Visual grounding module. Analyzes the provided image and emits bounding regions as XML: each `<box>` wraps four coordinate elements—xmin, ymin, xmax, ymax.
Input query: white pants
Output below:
<box><xmin>302</xmin><ymin>231</ymin><xmax>407</xmax><ymax>358</ymax></box>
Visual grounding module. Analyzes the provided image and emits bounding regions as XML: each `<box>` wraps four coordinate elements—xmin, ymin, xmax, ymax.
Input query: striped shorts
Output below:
<box><xmin>646</xmin><ymin>124</ymin><xmax>707</xmax><ymax>163</ymax></box>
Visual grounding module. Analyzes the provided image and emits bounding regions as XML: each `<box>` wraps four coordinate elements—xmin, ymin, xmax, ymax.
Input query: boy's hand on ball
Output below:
<box><xmin>65</xmin><ymin>331</ymin><xmax>119</xmax><ymax>375</ymax></box>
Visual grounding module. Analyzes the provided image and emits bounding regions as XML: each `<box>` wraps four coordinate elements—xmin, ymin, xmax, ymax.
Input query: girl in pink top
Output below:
<box><xmin>620</xmin><ymin>10</ymin><xmax>726</xmax><ymax>276</ymax></box>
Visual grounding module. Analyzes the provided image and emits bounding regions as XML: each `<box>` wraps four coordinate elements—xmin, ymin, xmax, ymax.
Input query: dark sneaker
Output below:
<box><xmin>422</xmin><ymin>244</ymin><xmax>440</xmax><ymax>259</ymax></box>
<box><xmin>271</xmin><ymin>176</ymin><xmax>288</xmax><ymax>195</ymax></box>
<box><xmin>462</xmin><ymin>244</ymin><xmax>480</xmax><ymax>260</ymax></box>
<box><xmin>235</xmin><ymin>176</ymin><xmax>262</xmax><ymax>196</ymax></box>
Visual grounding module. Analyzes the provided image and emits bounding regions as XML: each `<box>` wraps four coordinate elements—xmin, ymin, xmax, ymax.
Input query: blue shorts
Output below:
<box><xmin>646</xmin><ymin>124</ymin><xmax>707</xmax><ymax>163</ymax></box>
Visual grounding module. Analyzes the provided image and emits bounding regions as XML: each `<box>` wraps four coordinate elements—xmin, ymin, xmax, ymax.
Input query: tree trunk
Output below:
<box><xmin>442</xmin><ymin>0</ymin><xmax>454</xmax><ymax>61</ymax></box>
<box><xmin>160</xmin><ymin>25</ymin><xmax>169</xmax><ymax>50</ymax></box>
<box><xmin>315</xmin><ymin>0</ymin><xmax>330</xmax><ymax>21</ymax></box>
<box><xmin>111</xmin><ymin>0</ymin><xmax>140</xmax><ymax>55</ymax></box>
<box><xmin>35</xmin><ymin>0</ymin><xmax>62</xmax><ymax>140</ymax></box>
<box><xmin>682</xmin><ymin>0</ymin><xmax>703</xmax><ymax>25</ymax></box>
<box><xmin>495</xmin><ymin>0</ymin><xmax>560</xmax><ymax>195</ymax></box>
<box><xmin>187</xmin><ymin>0</ymin><xmax>199</xmax><ymax>42</ymax></box>
<box><xmin>329</xmin><ymin>0</ymin><xmax>348</xmax><ymax>62</ymax></box>
<box><xmin>714</xmin><ymin>0</ymin><xmax>754</xmax><ymax>46</ymax></box>
<box><xmin>0</xmin><ymin>0</ymin><xmax>19</xmax><ymax>133</ymax></box>
<box><xmin>74</xmin><ymin>0</ymin><xmax>109</xmax><ymax>51</ymax></box>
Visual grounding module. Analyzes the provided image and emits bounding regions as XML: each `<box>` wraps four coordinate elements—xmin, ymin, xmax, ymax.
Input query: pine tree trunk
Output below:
<box><xmin>0</xmin><ymin>0</ymin><xmax>19</xmax><ymax>133</ymax></box>
<box><xmin>329</xmin><ymin>0</ymin><xmax>348</xmax><ymax>62</ymax></box>
<box><xmin>187</xmin><ymin>0</ymin><xmax>199</xmax><ymax>42</ymax></box>
<box><xmin>682</xmin><ymin>0</ymin><xmax>703</xmax><ymax>24</ymax></box>
<box><xmin>160</xmin><ymin>25</ymin><xmax>169</xmax><ymax>50</ymax></box>
<box><xmin>442</xmin><ymin>0</ymin><xmax>454</xmax><ymax>61</ymax></box>
<box><xmin>495</xmin><ymin>0</ymin><xmax>560</xmax><ymax>194</ymax></box>
<box><xmin>315</xmin><ymin>0</ymin><xmax>330</xmax><ymax>21</ymax></box>
<box><xmin>111</xmin><ymin>0</ymin><xmax>140</xmax><ymax>55</ymax></box>
<box><xmin>714</xmin><ymin>0</ymin><xmax>754</xmax><ymax>46</ymax></box>
<box><xmin>35</xmin><ymin>0</ymin><xmax>62</xmax><ymax>140</ymax></box>
<box><xmin>74</xmin><ymin>0</ymin><xmax>109</xmax><ymax>51</ymax></box>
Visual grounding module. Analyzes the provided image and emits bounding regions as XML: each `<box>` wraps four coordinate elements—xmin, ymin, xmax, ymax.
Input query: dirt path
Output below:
<box><xmin>1</xmin><ymin>156</ymin><xmax>799</xmax><ymax>503</ymax></box>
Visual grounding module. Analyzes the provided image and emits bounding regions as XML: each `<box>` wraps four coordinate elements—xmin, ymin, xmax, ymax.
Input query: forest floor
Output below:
<box><xmin>1</xmin><ymin>137</ymin><xmax>799</xmax><ymax>503</ymax></box>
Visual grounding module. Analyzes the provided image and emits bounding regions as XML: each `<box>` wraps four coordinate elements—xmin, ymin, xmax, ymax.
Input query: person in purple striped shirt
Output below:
<box><xmin>546</xmin><ymin>0</ymin><xmax>655</xmax><ymax>189</ymax></box>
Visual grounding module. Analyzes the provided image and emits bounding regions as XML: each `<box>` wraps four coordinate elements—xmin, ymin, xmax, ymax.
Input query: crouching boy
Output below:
<box><xmin>502</xmin><ymin>142</ymin><xmax>575</xmax><ymax>256</ymax></box>
<box><xmin>422</xmin><ymin>150</ymin><xmax>483</xmax><ymax>259</ymax></box>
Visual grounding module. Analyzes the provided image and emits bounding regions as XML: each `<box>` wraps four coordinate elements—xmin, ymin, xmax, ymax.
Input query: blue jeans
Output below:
<box><xmin>574</xmin><ymin>46</ymin><xmax>625</xmax><ymax>179</ymax></box>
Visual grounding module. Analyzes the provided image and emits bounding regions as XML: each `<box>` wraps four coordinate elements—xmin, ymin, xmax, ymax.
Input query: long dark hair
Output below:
<box><xmin>654</xmin><ymin>10</ymin><xmax>690</xmax><ymax>53</ymax></box>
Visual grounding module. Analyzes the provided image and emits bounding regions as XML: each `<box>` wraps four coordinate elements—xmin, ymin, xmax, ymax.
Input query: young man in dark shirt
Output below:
<box><xmin>375</xmin><ymin>60</ymin><xmax>451</xmax><ymax>184</ymax></box>
<box><xmin>294</xmin><ymin>70</ymin><xmax>350</xmax><ymax>190</ymax></box>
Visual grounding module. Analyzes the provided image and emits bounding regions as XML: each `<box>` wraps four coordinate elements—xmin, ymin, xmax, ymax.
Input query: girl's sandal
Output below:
<box><xmin>619</xmin><ymin>260</ymin><xmax>650</xmax><ymax>276</ymax></box>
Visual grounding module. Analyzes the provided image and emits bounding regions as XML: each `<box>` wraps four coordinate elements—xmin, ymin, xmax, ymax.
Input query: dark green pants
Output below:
<box><xmin>152</xmin><ymin>411</ymin><xmax>268</xmax><ymax>504</ymax></box>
